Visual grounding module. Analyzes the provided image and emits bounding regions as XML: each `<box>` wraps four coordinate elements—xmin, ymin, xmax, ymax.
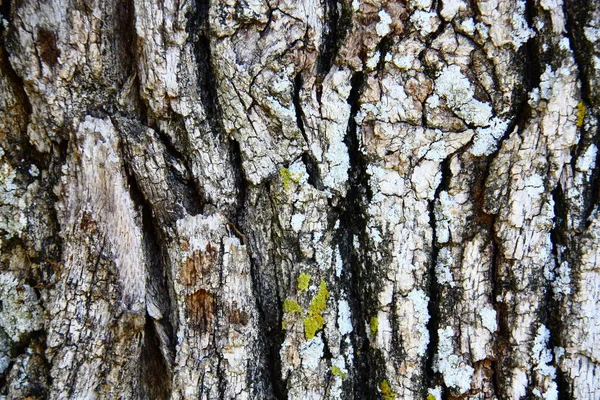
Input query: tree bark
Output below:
<box><xmin>1</xmin><ymin>0</ymin><xmax>599</xmax><ymax>398</ymax></box>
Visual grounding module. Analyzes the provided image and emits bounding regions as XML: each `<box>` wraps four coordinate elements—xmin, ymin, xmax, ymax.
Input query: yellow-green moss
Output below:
<box><xmin>303</xmin><ymin>280</ymin><xmax>330</xmax><ymax>339</ymax></box>
<box><xmin>297</xmin><ymin>272</ymin><xmax>311</xmax><ymax>291</ymax></box>
<box><xmin>331</xmin><ymin>365</ymin><xmax>347</xmax><ymax>379</ymax></box>
<box><xmin>283</xmin><ymin>299</ymin><xmax>302</xmax><ymax>314</ymax></box>
<box><xmin>577</xmin><ymin>102</ymin><xmax>586</xmax><ymax>127</ymax></box>
<box><xmin>309</xmin><ymin>280</ymin><xmax>329</xmax><ymax>316</ymax></box>
<box><xmin>280</xmin><ymin>168</ymin><xmax>292</xmax><ymax>191</ymax></box>
<box><xmin>380</xmin><ymin>379</ymin><xmax>396</xmax><ymax>400</ymax></box>
<box><xmin>426</xmin><ymin>394</ymin><xmax>436</xmax><ymax>400</ymax></box>
<box><xmin>303</xmin><ymin>314</ymin><xmax>325</xmax><ymax>339</ymax></box>
<box><xmin>370</xmin><ymin>316</ymin><xmax>379</xmax><ymax>336</ymax></box>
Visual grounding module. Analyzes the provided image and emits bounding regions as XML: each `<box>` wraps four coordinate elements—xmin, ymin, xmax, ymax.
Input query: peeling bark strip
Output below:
<box><xmin>1</xmin><ymin>0</ymin><xmax>600</xmax><ymax>398</ymax></box>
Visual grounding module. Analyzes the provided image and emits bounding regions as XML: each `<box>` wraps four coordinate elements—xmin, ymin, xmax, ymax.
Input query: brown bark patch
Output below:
<box><xmin>179</xmin><ymin>244</ymin><xmax>217</xmax><ymax>286</ymax></box>
<box><xmin>185</xmin><ymin>289</ymin><xmax>215</xmax><ymax>333</ymax></box>
<box><xmin>79</xmin><ymin>211</ymin><xmax>98</xmax><ymax>233</ymax></box>
<box><xmin>37</xmin><ymin>27</ymin><xmax>61</xmax><ymax>67</ymax></box>
<box><xmin>228</xmin><ymin>301</ymin><xmax>249</xmax><ymax>325</ymax></box>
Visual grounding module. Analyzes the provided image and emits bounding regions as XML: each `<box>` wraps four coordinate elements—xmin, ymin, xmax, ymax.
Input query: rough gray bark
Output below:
<box><xmin>1</xmin><ymin>0</ymin><xmax>599</xmax><ymax>399</ymax></box>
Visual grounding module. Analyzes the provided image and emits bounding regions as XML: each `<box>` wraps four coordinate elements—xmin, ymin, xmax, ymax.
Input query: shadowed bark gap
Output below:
<box><xmin>337</xmin><ymin>70</ymin><xmax>386</xmax><ymax>397</ymax></box>
<box><xmin>425</xmin><ymin>156</ymin><xmax>452</xmax><ymax>394</ymax></box>
<box><xmin>141</xmin><ymin>316</ymin><xmax>172</xmax><ymax>399</ymax></box>
<box><xmin>548</xmin><ymin>185</ymin><xmax>570</xmax><ymax>399</ymax></box>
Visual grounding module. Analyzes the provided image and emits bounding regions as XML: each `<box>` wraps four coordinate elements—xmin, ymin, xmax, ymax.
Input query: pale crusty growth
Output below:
<box><xmin>1</xmin><ymin>0</ymin><xmax>599</xmax><ymax>398</ymax></box>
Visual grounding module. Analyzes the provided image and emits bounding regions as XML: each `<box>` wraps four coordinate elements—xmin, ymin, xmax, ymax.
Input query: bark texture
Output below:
<box><xmin>1</xmin><ymin>0</ymin><xmax>599</xmax><ymax>399</ymax></box>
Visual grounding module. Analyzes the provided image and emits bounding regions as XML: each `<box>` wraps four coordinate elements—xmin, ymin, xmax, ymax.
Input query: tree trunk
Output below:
<box><xmin>1</xmin><ymin>0</ymin><xmax>599</xmax><ymax>398</ymax></box>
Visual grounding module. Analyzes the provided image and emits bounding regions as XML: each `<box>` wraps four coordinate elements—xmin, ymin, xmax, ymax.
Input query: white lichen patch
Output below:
<box><xmin>532</xmin><ymin>325</ymin><xmax>559</xmax><ymax>400</ymax></box>
<box><xmin>540</xmin><ymin>0</ymin><xmax>565</xmax><ymax>33</ymax></box>
<box><xmin>584</xmin><ymin>23</ymin><xmax>600</xmax><ymax>43</ymax></box>
<box><xmin>0</xmin><ymin>272</ymin><xmax>44</xmax><ymax>342</ymax></box>
<box><xmin>412</xmin><ymin>161</ymin><xmax>441</xmax><ymax>200</ymax></box>
<box><xmin>510</xmin><ymin>0</ymin><xmax>535</xmax><ymax>49</ymax></box>
<box><xmin>471</xmin><ymin>117</ymin><xmax>509</xmax><ymax>156</ymax></box>
<box><xmin>460</xmin><ymin>19</ymin><xmax>475</xmax><ymax>35</ymax></box>
<box><xmin>434</xmin><ymin>190</ymin><xmax>466</xmax><ymax>243</ymax></box>
<box><xmin>410</xmin><ymin>11</ymin><xmax>440</xmax><ymax>36</ymax></box>
<box><xmin>337</xmin><ymin>298</ymin><xmax>353</xmax><ymax>336</ymax></box>
<box><xmin>440</xmin><ymin>0</ymin><xmax>466</xmax><ymax>21</ymax></box>
<box><xmin>436</xmin><ymin>248</ymin><xmax>455</xmax><ymax>287</ymax></box>
<box><xmin>29</xmin><ymin>164</ymin><xmax>40</xmax><ymax>177</ymax></box>
<box><xmin>434</xmin><ymin>326</ymin><xmax>474</xmax><ymax>394</ymax></box>
<box><xmin>334</xmin><ymin>246</ymin><xmax>343</xmax><ymax>277</ymax></box>
<box><xmin>376</xmin><ymin>10</ymin><xmax>392</xmax><ymax>37</ymax></box>
<box><xmin>367</xmin><ymin>165</ymin><xmax>406</xmax><ymax>197</ymax></box>
<box><xmin>428</xmin><ymin>386</ymin><xmax>442</xmax><ymax>400</ymax></box>
<box><xmin>576</xmin><ymin>144</ymin><xmax>598</xmax><ymax>173</ymax></box>
<box><xmin>478</xmin><ymin>306</ymin><xmax>498</xmax><ymax>333</ymax></box>
<box><xmin>407</xmin><ymin>289</ymin><xmax>431</xmax><ymax>356</ymax></box>
<box><xmin>290</xmin><ymin>214</ymin><xmax>305</xmax><ymax>233</ymax></box>
<box><xmin>533</xmin><ymin>325</ymin><xmax>556</xmax><ymax>378</ymax></box>
<box><xmin>434</xmin><ymin>65</ymin><xmax>493</xmax><ymax>127</ymax></box>
<box><xmin>552</xmin><ymin>261</ymin><xmax>571</xmax><ymax>300</ymax></box>
<box><xmin>320</xmin><ymin>70</ymin><xmax>352</xmax><ymax>195</ymax></box>
<box><xmin>300</xmin><ymin>336</ymin><xmax>325</xmax><ymax>370</ymax></box>
<box><xmin>0</xmin><ymin>158</ymin><xmax>27</xmax><ymax>240</ymax></box>
<box><xmin>288</xmin><ymin>159</ymin><xmax>309</xmax><ymax>186</ymax></box>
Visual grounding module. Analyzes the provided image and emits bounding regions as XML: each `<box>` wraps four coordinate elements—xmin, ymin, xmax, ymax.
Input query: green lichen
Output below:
<box><xmin>331</xmin><ymin>365</ymin><xmax>347</xmax><ymax>379</ymax></box>
<box><xmin>280</xmin><ymin>168</ymin><xmax>292</xmax><ymax>191</ymax></box>
<box><xmin>577</xmin><ymin>102</ymin><xmax>586</xmax><ymax>127</ymax></box>
<box><xmin>370</xmin><ymin>316</ymin><xmax>379</xmax><ymax>336</ymax></box>
<box><xmin>309</xmin><ymin>280</ymin><xmax>329</xmax><ymax>315</ymax></box>
<box><xmin>380</xmin><ymin>379</ymin><xmax>396</xmax><ymax>400</ymax></box>
<box><xmin>297</xmin><ymin>272</ymin><xmax>311</xmax><ymax>291</ymax></box>
<box><xmin>303</xmin><ymin>314</ymin><xmax>325</xmax><ymax>340</ymax></box>
<box><xmin>303</xmin><ymin>280</ymin><xmax>330</xmax><ymax>339</ymax></box>
<box><xmin>427</xmin><ymin>395</ymin><xmax>436</xmax><ymax>400</ymax></box>
<box><xmin>283</xmin><ymin>299</ymin><xmax>302</xmax><ymax>314</ymax></box>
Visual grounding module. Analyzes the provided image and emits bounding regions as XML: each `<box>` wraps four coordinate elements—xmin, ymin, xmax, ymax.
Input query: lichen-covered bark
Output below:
<box><xmin>1</xmin><ymin>0</ymin><xmax>599</xmax><ymax>399</ymax></box>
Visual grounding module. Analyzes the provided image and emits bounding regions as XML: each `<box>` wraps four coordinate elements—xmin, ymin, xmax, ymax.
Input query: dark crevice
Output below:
<box><xmin>375</xmin><ymin>35</ymin><xmax>393</xmax><ymax>73</ymax></box>
<box><xmin>229</xmin><ymin>141</ymin><xmax>283</xmax><ymax>398</ymax></box>
<box><xmin>425</xmin><ymin>156</ymin><xmax>451</xmax><ymax>394</ymax></box>
<box><xmin>564</xmin><ymin>0</ymin><xmax>595</xmax><ymax>104</ymax></box>
<box><xmin>0</xmin><ymin>21</ymin><xmax>43</xmax><ymax>169</ymax></box>
<box><xmin>523</xmin><ymin>0</ymin><xmax>542</xmax><ymax>92</ymax></box>
<box><xmin>0</xmin><ymin>0</ymin><xmax>11</xmax><ymax>24</ymax></box>
<box><xmin>248</xmin><ymin>226</ymin><xmax>287</xmax><ymax>400</ymax></box>
<box><xmin>489</xmin><ymin>221</ymin><xmax>505</xmax><ymax>399</ymax></box>
<box><xmin>141</xmin><ymin>316</ymin><xmax>172</xmax><ymax>400</ymax></box>
<box><xmin>583</xmin><ymin>141</ymin><xmax>600</xmax><ymax>225</ymax></box>
<box><xmin>293</xmin><ymin>73</ymin><xmax>308</xmax><ymax>144</ymax></box>
<box><xmin>113</xmin><ymin>0</ymin><xmax>136</xmax><ymax>79</ymax></box>
<box><xmin>156</xmin><ymin>126</ymin><xmax>205</xmax><ymax>216</ymax></box>
<box><xmin>302</xmin><ymin>152</ymin><xmax>324</xmax><ymax>190</ymax></box>
<box><xmin>335</xmin><ymin>70</ymin><xmax>385</xmax><ymax>398</ymax></box>
<box><xmin>316</xmin><ymin>0</ymin><xmax>341</xmax><ymax>76</ymax></box>
<box><xmin>563</xmin><ymin>0</ymin><xmax>600</xmax><ymax>224</ymax></box>
<box><xmin>315</xmin><ymin>0</ymin><xmax>352</xmax><ymax>103</ymax></box>
<box><xmin>120</xmin><ymin>149</ymin><xmax>175</xmax><ymax>398</ymax></box>
<box><xmin>230</xmin><ymin>138</ymin><xmax>248</xmax><ymax>226</ymax></box>
<box><xmin>547</xmin><ymin>185</ymin><xmax>570</xmax><ymax>399</ymax></box>
<box><xmin>188</xmin><ymin>0</ymin><xmax>226</xmax><ymax>140</ymax></box>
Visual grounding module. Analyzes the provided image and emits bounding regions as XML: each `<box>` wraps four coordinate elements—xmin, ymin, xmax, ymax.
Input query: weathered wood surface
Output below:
<box><xmin>1</xmin><ymin>0</ymin><xmax>599</xmax><ymax>398</ymax></box>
